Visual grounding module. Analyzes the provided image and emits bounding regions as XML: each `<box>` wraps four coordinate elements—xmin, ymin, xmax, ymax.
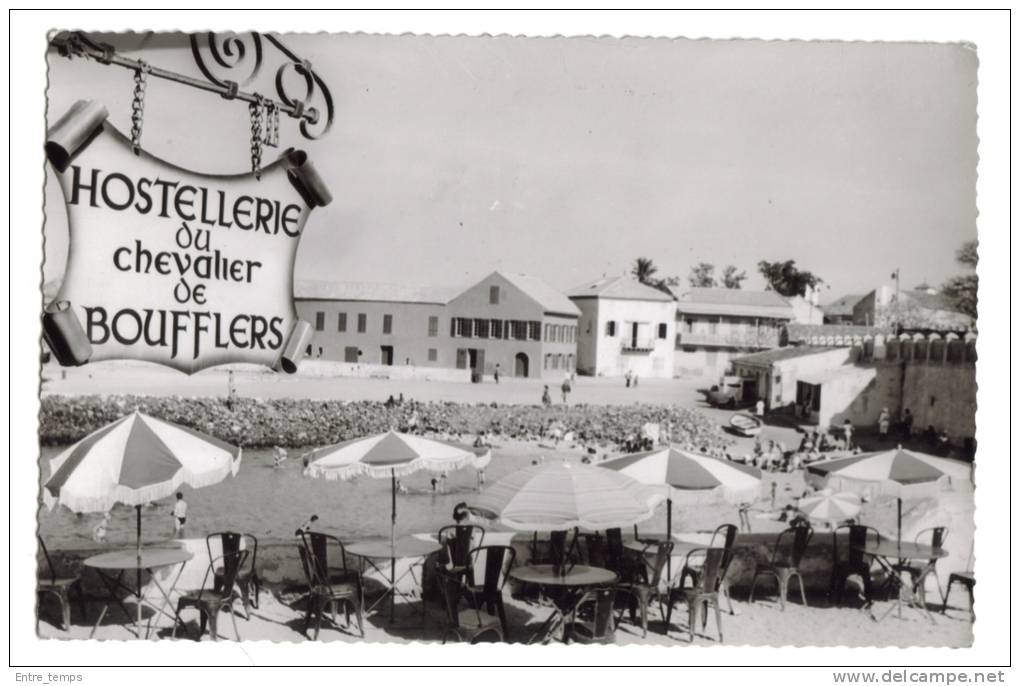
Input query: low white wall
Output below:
<box><xmin>295</xmin><ymin>360</ymin><xmax>471</xmax><ymax>383</ymax></box>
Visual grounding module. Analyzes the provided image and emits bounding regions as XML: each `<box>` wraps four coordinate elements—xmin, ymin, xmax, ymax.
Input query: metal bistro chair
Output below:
<box><xmin>892</xmin><ymin>526</ymin><xmax>949</xmax><ymax>607</ymax></box>
<box><xmin>605</xmin><ymin>527</ymin><xmax>644</xmax><ymax>584</ymax></box>
<box><xmin>563</xmin><ymin>587</ymin><xmax>619</xmax><ymax>644</ymax></box>
<box><xmin>438</xmin><ymin>524</ymin><xmax>485</xmax><ymax>584</ymax></box>
<box><xmin>679</xmin><ymin>524</ymin><xmax>739</xmax><ymax>614</ymax></box>
<box><xmin>298</xmin><ymin>531</ymin><xmax>364</xmax><ymax>640</ymax></box>
<box><xmin>465</xmin><ymin>545</ymin><xmax>516</xmax><ymax>638</ymax></box>
<box><xmin>663</xmin><ymin>547</ymin><xmax>726</xmax><ymax>643</ymax></box>
<box><xmin>576</xmin><ymin>532</ymin><xmax>607</xmax><ymax>568</ymax></box>
<box><xmin>830</xmin><ymin>525</ymin><xmax>881</xmax><ymax>607</ymax></box>
<box><xmin>36</xmin><ymin>536</ymin><xmax>86</xmax><ymax>632</ymax></box>
<box><xmin>437</xmin><ymin>568</ymin><xmax>504</xmax><ymax>644</ymax></box>
<box><xmin>615</xmin><ymin>540</ymin><xmax>674</xmax><ymax>637</ymax></box>
<box><xmin>174</xmin><ymin>547</ymin><xmax>249</xmax><ymax>641</ymax></box>
<box><xmin>749</xmin><ymin>525</ymin><xmax>814</xmax><ymax>611</ymax></box>
<box><xmin>206</xmin><ymin>532</ymin><xmax>261</xmax><ymax>615</ymax></box>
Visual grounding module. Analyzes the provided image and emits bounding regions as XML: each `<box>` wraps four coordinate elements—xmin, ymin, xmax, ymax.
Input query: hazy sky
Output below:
<box><xmin>44</xmin><ymin>33</ymin><xmax>978</xmax><ymax>301</ymax></box>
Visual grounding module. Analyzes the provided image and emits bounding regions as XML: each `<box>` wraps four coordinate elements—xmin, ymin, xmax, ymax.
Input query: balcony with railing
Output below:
<box><xmin>621</xmin><ymin>338</ymin><xmax>658</xmax><ymax>353</ymax></box>
<box><xmin>676</xmin><ymin>327</ymin><xmax>781</xmax><ymax>350</ymax></box>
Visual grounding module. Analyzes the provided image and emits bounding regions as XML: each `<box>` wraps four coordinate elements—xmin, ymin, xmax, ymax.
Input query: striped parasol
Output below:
<box><xmin>303</xmin><ymin>430</ymin><xmax>488</xmax><ymax>544</ymax></box>
<box><xmin>600</xmin><ymin>447</ymin><xmax>763</xmax><ymax>577</ymax></box>
<box><xmin>303</xmin><ymin>430</ymin><xmax>484</xmax><ymax>480</ymax></box>
<box><xmin>468</xmin><ymin>460</ymin><xmax>665</xmax><ymax>532</ymax></box>
<box><xmin>805</xmin><ymin>447</ymin><xmax>972</xmax><ymax>545</ymax></box>
<box><xmin>601</xmin><ymin>447</ymin><xmax>763</xmax><ymax>504</ymax></box>
<box><xmin>43</xmin><ymin>410</ymin><xmax>242</xmax><ymax>514</ymax></box>
<box><xmin>798</xmin><ymin>489</ymin><xmax>862</xmax><ymax>524</ymax></box>
<box><xmin>42</xmin><ymin>410</ymin><xmax>241</xmax><ymax>562</ymax></box>
<box><xmin>805</xmin><ymin>448</ymin><xmax>971</xmax><ymax>500</ymax></box>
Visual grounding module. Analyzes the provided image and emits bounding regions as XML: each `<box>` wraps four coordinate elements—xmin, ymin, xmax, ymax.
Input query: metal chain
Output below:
<box><xmin>249</xmin><ymin>94</ymin><xmax>264</xmax><ymax>179</ymax></box>
<box><xmin>130</xmin><ymin>61</ymin><xmax>150</xmax><ymax>155</ymax></box>
<box><xmin>263</xmin><ymin>100</ymin><xmax>279</xmax><ymax>147</ymax></box>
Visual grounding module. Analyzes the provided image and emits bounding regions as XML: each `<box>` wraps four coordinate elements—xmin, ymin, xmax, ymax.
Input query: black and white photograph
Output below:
<box><xmin>10</xmin><ymin>9</ymin><xmax>1012</xmax><ymax>676</ymax></box>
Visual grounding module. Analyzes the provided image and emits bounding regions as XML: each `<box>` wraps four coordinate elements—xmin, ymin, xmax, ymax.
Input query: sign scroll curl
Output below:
<box><xmin>43</xmin><ymin>99</ymin><xmax>329</xmax><ymax>374</ymax></box>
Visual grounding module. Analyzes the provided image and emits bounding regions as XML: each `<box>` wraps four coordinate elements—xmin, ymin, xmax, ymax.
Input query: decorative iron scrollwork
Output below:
<box><xmin>190</xmin><ymin>32</ymin><xmax>333</xmax><ymax>140</ymax></box>
<box><xmin>50</xmin><ymin>31</ymin><xmax>334</xmax><ymax>142</ymax></box>
<box><xmin>189</xmin><ymin>32</ymin><xmax>264</xmax><ymax>89</ymax></box>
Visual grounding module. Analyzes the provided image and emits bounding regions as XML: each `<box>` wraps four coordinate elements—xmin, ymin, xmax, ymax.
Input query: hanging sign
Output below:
<box><xmin>42</xmin><ymin>100</ymin><xmax>330</xmax><ymax>373</ymax></box>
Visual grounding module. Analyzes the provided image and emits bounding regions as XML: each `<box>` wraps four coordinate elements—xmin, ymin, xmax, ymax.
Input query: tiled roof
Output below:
<box><xmin>294</xmin><ymin>280</ymin><xmax>457</xmax><ymax>304</ymax></box>
<box><xmin>496</xmin><ymin>272</ymin><xmax>581</xmax><ymax>317</ymax></box>
<box><xmin>566</xmin><ymin>275</ymin><xmax>675</xmax><ymax>302</ymax></box>
<box><xmin>674</xmin><ymin>287</ymin><xmax>793</xmax><ymax>319</ymax></box>
<box><xmin>731</xmin><ymin>345</ymin><xmax>844</xmax><ymax>367</ymax></box>
<box><xmin>822</xmin><ymin>294</ymin><xmax>864</xmax><ymax>316</ymax></box>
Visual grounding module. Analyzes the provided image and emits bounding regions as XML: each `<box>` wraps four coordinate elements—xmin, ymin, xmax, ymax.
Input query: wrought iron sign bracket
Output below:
<box><xmin>50</xmin><ymin>31</ymin><xmax>334</xmax><ymax>141</ymax></box>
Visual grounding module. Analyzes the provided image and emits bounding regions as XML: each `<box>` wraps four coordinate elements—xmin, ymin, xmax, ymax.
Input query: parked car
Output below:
<box><xmin>706</xmin><ymin>375</ymin><xmax>755</xmax><ymax>409</ymax></box>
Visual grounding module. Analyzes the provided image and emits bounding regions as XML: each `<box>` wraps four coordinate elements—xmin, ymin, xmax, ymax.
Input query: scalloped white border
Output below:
<box><xmin>10</xmin><ymin>9</ymin><xmax>1011</xmax><ymax>676</ymax></box>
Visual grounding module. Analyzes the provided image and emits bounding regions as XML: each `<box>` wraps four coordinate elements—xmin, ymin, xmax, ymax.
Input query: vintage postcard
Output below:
<box><xmin>36</xmin><ymin>28</ymin><xmax>979</xmax><ymax>651</ymax></box>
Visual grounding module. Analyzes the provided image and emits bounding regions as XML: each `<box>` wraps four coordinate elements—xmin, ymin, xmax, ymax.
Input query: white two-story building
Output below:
<box><xmin>567</xmin><ymin>276</ymin><xmax>676</xmax><ymax>378</ymax></box>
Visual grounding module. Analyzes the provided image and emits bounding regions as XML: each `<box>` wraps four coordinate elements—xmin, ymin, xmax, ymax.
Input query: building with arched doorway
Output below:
<box><xmin>295</xmin><ymin>270</ymin><xmax>579</xmax><ymax>380</ymax></box>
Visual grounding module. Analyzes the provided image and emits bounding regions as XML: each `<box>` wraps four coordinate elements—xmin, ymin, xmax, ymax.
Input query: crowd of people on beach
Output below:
<box><xmin>39</xmin><ymin>393</ymin><xmax>734</xmax><ymax>455</ymax></box>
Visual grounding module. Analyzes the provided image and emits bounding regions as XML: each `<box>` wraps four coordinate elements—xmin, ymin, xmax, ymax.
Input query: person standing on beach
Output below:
<box><xmin>173</xmin><ymin>492</ymin><xmax>188</xmax><ymax>536</ymax></box>
<box><xmin>561</xmin><ymin>373</ymin><xmax>572</xmax><ymax>404</ymax></box>
<box><xmin>92</xmin><ymin>512</ymin><xmax>110</xmax><ymax>543</ymax></box>
<box><xmin>842</xmin><ymin>420</ymin><xmax>854</xmax><ymax>451</ymax></box>
<box><xmin>902</xmin><ymin>408</ymin><xmax>914</xmax><ymax>439</ymax></box>
<box><xmin>541</xmin><ymin>385</ymin><xmax>552</xmax><ymax>407</ymax></box>
<box><xmin>625</xmin><ymin>370</ymin><xmax>632</xmax><ymax>388</ymax></box>
<box><xmin>755</xmin><ymin>399</ymin><xmax>765</xmax><ymax>419</ymax></box>
<box><xmin>494</xmin><ymin>363</ymin><xmax>500</xmax><ymax>384</ymax></box>
<box><xmin>878</xmin><ymin>408</ymin><xmax>891</xmax><ymax>439</ymax></box>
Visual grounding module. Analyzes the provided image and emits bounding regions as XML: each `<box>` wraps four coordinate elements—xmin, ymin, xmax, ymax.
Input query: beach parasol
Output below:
<box><xmin>467</xmin><ymin>460</ymin><xmax>665</xmax><ymax>532</ymax></box>
<box><xmin>805</xmin><ymin>447</ymin><xmax>971</xmax><ymax>546</ymax></box>
<box><xmin>42</xmin><ymin>410</ymin><xmax>241</xmax><ymax>626</ymax></box>
<box><xmin>797</xmin><ymin>489</ymin><xmax>862</xmax><ymax>525</ymax></box>
<box><xmin>43</xmin><ymin>409</ymin><xmax>242</xmax><ymax>550</ymax></box>
<box><xmin>600</xmin><ymin>446</ymin><xmax>763</xmax><ymax>577</ymax></box>
<box><xmin>303</xmin><ymin>430</ymin><xmax>488</xmax><ymax>545</ymax></box>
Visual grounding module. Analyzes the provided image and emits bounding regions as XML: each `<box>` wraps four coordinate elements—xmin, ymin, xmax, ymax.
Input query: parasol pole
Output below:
<box><xmin>666</xmin><ymin>498</ymin><xmax>673</xmax><ymax>581</ymax></box>
<box><xmin>896</xmin><ymin>496</ymin><xmax>903</xmax><ymax>619</ymax></box>
<box><xmin>390</xmin><ymin>468</ymin><xmax>397</xmax><ymax>623</ymax></box>
<box><xmin>135</xmin><ymin>504</ymin><xmax>143</xmax><ymax>626</ymax></box>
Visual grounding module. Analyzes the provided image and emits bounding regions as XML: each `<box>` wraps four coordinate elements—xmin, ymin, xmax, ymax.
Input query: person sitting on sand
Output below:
<box><xmin>273</xmin><ymin>446</ymin><xmax>288</xmax><ymax>469</ymax></box>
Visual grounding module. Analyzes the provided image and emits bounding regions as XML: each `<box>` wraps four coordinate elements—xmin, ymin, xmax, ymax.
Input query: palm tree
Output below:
<box><xmin>632</xmin><ymin>257</ymin><xmax>659</xmax><ymax>285</ymax></box>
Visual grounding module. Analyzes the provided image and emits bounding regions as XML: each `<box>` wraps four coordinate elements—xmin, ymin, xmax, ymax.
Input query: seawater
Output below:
<box><xmin>37</xmin><ymin>447</ymin><xmax>530</xmax><ymax>548</ymax></box>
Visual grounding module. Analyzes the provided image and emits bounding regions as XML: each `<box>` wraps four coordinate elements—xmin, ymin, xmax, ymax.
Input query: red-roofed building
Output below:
<box><xmin>295</xmin><ymin>270</ymin><xmax>580</xmax><ymax>380</ymax></box>
<box><xmin>673</xmin><ymin>287</ymin><xmax>793</xmax><ymax>377</ymax></box>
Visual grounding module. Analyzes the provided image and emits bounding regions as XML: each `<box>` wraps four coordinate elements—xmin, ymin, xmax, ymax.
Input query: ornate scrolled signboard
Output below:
<box><xmin>43</xmin><ymin>100</ymin><xmax>330</xmax><ymax>374</ymax></box>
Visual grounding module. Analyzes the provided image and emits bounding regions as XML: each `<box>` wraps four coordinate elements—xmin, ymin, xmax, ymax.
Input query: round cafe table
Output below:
<box><xmin>853</xmin><ymin>538</ymin><xmax>947</xmax><ymax>623</ymax></box>
<box><xmin>83</xmin><ymin>547</ymin><xmax>193</xmax><ymax>639</ymax></box>
<box><xmin>509</xmin><ymin>564</ymin><xmax>618</xmax><ymax>644</ymax></box>
<box><xmin>346</xmin><ymin>537</ymin><xmax>442</xmax><ymax>625</ymax></box>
